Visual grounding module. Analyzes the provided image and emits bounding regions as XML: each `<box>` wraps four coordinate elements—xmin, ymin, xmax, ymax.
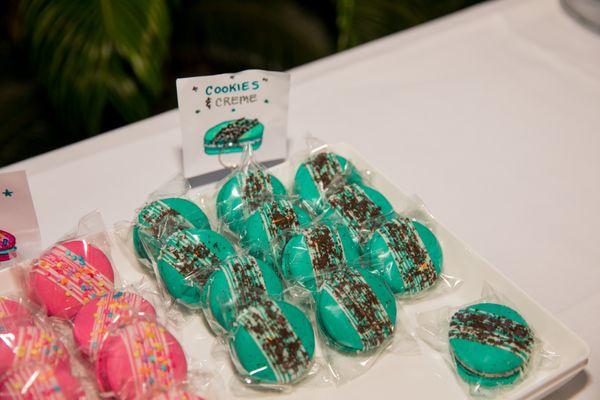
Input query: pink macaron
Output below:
<box><xmin>73</xmin><ymin>290</ymin><xmax>156</xmax><ymax>361</ymax></box>
<box><xmin>96</xmin><ymin>319</ymin><xmax>187</xmax><ymax>399</ymax></box>
<box><xmin>0</xmin><ymin>325</ymin><xmax>70</xmax><ymax>376</ymax></box>
<box><xmin>142</xmin><ymin>387</ymin><xmax>205</xmax><ymax>400</ymax></box>
<box><xmin>0</xmin><ymin>297</ymin><xmax>33</xmax><ymax>334</ymax></box>
<box><xmin>0</xmin><ymin>364</ymin><xmax>84</xmax><ymax>399</ymax></box>
<box><xmin>29</xmin><ymin>240</ymin><xmax>115</xmax><ymax>319</ymax></box>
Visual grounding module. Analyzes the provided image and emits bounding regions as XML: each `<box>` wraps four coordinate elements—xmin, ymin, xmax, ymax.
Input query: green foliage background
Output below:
<box><xmin>0</xmin><ymin>0</ymin><xmax>483</xmax><ymax>167</ymax></box>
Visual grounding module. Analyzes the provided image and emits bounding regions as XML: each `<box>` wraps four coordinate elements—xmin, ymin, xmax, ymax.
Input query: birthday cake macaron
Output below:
<box><xmin>240</xmin><ymin>199</ymin><xmax>311</xmax><ymax>265</ymax></box>
<box><xmin>321</xmin><ymin>183</ymin><xmax>394</xmax><ymax>238</ymax></box>
<box><xmin>157</xmin><ymin>229</ymin><xmax>236</xmax><ymax>307</ymax></box>
<box><xmin>294</xmin><ymin>152</ymin><xmax>363</xmax><ymax>214</ymax></box>
<box><xmin>217</xmin><ymin>168</ymin><xmax>287</xmax><ymax>233</ymax></box>
<box><xmin>281</xmin><ymin>223</ymin><xmax>361</xmax><ymax>292</ymax></box>
<box><xmin>147</xmin><ymin>387</ymin><xmax>204</xmax><ymax>400</ymax></box>
<box><xmin>29</xmin><ymin>240</ymin><xmax>114</xmax><ymax>319</ymax></box>
<box><xmin>0</xmin><ymin>297</ymin><xmax>33</xmax><ymax>333</ymax></box>
<box><xmin>134</xmin><ymin>198</ymin><xmax>210</xmax><ymax>265</ymax></box>
<box><xmin>449</xmin><ymin>303</ymin><xmax>534</xmax><ymax>387</ymax></box>
<box><xmin>202</xmin><ymin>254</ymin><xmax>283</xmax><ymax>332</ymax></box>
<box><xmin>315</xmin><ymin>268</ymin><xmax>396</xmax><ymax>353</ymax></box>
<box><xmin>96</xmin><ymin>319</ymin><xmax>187</xmax><ymax>399</ymax></box>
<box><xmin>72</xmin><ymin>290</ymin><xmax>156</xmax><ymax>360</ymax></box>
<box><xmin>365</xmin><ymin>217</ymin><xmax>442</xmax><ymax>295</ymax></box>
<box><xmin>0</xmin><ymin>325</ymin><xmax>70</xmax><ymax>375</ymax></box>
<box><xmin>0</xmin><ymin>364</ymin><xmax>84</xmax><ymax>400</ymax></box>
<box><xmin>229</xmin><ymin>300</ymin><xmax>315</xmax><ymax>385</ymax></box>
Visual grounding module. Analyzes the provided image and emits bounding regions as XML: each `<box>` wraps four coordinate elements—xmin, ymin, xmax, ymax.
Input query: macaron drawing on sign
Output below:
<box><xmin>204</xmin><ymin>118</ymin><xmax>264</xmax><ymax>155</ymax></box>
<box><xmin>0</xmin><ymin>230</ymin><xmax>16</xmax><ymax>262</ymax></box>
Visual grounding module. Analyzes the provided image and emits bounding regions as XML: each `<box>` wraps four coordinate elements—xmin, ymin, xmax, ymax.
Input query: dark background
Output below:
<box><xmin>0</xmin><ymin>0</ymin><xmax>484</xmax><ymax>167</ymax></box>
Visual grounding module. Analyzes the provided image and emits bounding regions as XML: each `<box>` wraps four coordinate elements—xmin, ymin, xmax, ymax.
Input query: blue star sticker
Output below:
<box><xmin>2</xmin><ymin>189</ymin><xmax>13</xmax><ymax>197</ymax></box>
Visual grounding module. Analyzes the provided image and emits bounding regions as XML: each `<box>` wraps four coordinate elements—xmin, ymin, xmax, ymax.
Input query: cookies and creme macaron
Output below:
<box><xmin>29</xmin><ymin>240</ymin><xmax>114</xmax><ymax>319</ymax></box>
<box><xmin>216</xmin><ymin>168</ymin><xmax>287</xmax><ymax>233</ymax></box>
<box><xmin>228</xmin><ymin>299</ymin><xmax>315</xmax><ymax>385</ymax></box>
<box><xmin>365</xmin><ymin>217</ymin><xmax>442</xmax><ymax>296</ymax></box>
<box><xmin>294</xmin><ymin>152</ymin><xmax>363</xmax><ymax>214</ymax></box>
<box><xmin>240</xmin><ymin>199</ymin><xmax>311</xmax><ymax>265</ymax></box>
<box><xmin>157</xmin><ymin>229</ymin><xmax>236</xmax><ymax>307</ymax></box>
<box><xmin>321</xmin><ymin>183</ymin><xmax>394</xmax><ymax>238</ymax></box>
<box><xmin>315</xmin><ymin>267</ymin><xmax>396</xmax><ymax>353</ymax></box>
<box><xmin>449</xmin><ymin>302</ymin><xmax>534</xmax><ymax>387</ymax></box>
<box><xmin>133</xmin><ymin>198</ymin><xmax>210</xmax><ymax>265</ymax></box>
<box><xmin>202</xmin><ymin>254</ymin><xmax>283</xmax><ymax>333</ymax></box>
<box><xmin>281</xmin><ymin>223</ymin><xmax>361</xmax><ymax>292</ymax></box>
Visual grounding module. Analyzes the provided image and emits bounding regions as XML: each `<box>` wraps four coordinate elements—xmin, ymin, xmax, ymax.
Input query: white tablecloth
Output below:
<box><xmin>3</xmin><ymin>0</ymin><xmax>599</xmax><ymax>397</ymax></box>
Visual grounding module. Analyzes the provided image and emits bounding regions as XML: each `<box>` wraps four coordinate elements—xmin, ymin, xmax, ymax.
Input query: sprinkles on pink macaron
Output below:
<box><xmin>96</xmin><ymin>319</ymin><xmax>187</xmax><ymax>400</ymax></box>
<box><xmin>0</xmin><ymin>325</ymin><xmax>70</xmax><ymax>376</ymax></box>
<box><xmin>0</xmin><ymin>364</ymin><xmax>84</xmax><ymax>400</ymax></box>
<box><xmin>29</xmin><ymin>240</ymin><xmax>115</xmax><ymax>319</ymax></box>
<box><xmin>73</xmin><ymin>290</ymin><xmax>156</xmax><ymax>361</ymax></box>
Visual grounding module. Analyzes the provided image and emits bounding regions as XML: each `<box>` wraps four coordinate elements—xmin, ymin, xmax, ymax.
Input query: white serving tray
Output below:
<box><xmin>2</xmin><ymin>143</ymin><xmax>588</xmax><ymax>400</ymax></box>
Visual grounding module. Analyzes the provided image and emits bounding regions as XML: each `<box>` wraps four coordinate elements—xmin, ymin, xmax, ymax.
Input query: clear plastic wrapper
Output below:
<box><xmin>213</xmin><ymin>144</ymin><xmax>288</xmax><ymax>236</ymax></box>
<box><xmin>360</xmin><ymin>209</ymin><xmax>462</xmax><ymax>301</ymax></box>
<box><xmin>288</xmin><ymin>137</ymin><xmax>370</xmax><ymax>215</ymax></box>
<box><xmin>236</xmin><ymin>195</ymin><xmax>312</xmax><ymax>269</ymax></box>
<box><xmin>130</xmin><ymin>175</ymin><xmax>213</xmax><ymax>270</ymax></box>
<box><xmin>23</xmin><ymin>211</ymin><xmax>118</xmax><ymax>320</ymax></box>
<box><xmin>416</xmin><ymin>284</ymin><xmax>560</xmax><ymax>398</ymax></box>
<box><xmin>0</xmin><ymin>293</ymin><xmax>98</xmax><ymax>399</ymax></box>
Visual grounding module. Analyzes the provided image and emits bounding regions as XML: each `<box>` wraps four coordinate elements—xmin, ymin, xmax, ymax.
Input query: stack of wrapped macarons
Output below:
<box><xmin>0</xmin><ymin>296</ymin><xmax>86</xmax><ymax>399</ymax></box>
<box><xmin>131</xmin><ymin>149</ymin><xmax>447</xmax><ymax>387</ymax></box>
<box><xmin>23</xmin><ymin>238</ymin><xmax>201</xmax><ymax>399</ymax></box>
<box><xmin>133</xmin><ymin>173</ymin><xmax>317</xmax><ymax>386</ymax></box>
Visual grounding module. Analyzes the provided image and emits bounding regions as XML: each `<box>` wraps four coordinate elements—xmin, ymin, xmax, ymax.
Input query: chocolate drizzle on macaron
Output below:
<box><xmin>377</xmin><ymin>218</ymin><xmax>438</xmax><ymax>294</ymax></box>
<box><xmin>322</xmin><ymin>269</ymin><xmax>394</xmax><ymax>352</ymax></box>
<box><xmin>449</xmin><ymin>308</ymin><xmax>534</xmax><ymax>361</ymax></box>
<box><xmin>221</xmin><ymin>256</ymin><xmax>269</xmax><ymax>312</ymax></box>
<box><xmin>304</xmin><ymin>225</ymin><xmax>345</xmax><ymax>286</ymax></box>
<box><xmin>306</xmin><ymin>152</ymin><xmax>343</xmax><ymax>192</ymax></box>
<box><xmin>327</xmin><ymin>184</ymin><xmax>383</xmax><ymax>232</ymax></box>
<box><xmin>236</xmin><ymin>300</ymin><xmax>311</xmax><ymax>384</ymax></box>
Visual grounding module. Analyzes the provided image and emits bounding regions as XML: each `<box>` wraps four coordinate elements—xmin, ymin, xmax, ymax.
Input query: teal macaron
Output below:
<box><xmin>294</xmin><ymin>152</ymin><xmax>363</xmax><ymax>214</ymax></box>
<box><xmin>216</xmin><ymin>168</ymin><xmax>287</xmax><ymax>233</ymax></box>
<box><xmin>321</xmin><ymin>183</ymin><xmax>394</xmax><ymax>238</ymax></box>
<box><xmin>365</xmin><ymin>217</ymin><xmax>443</xmax><ymax>296</ymax></box>
<box><xmin>133</xmin><ymin>198</ymin><xmax>211</xmax><ymax>265</ymax></box>
<box><xmin>229</xmin><ymin>299</ymin><xmax>315</xmax><ymax>385</ymax></box>
<box><xmin>281</xmin><ymin>223</ymin><xmax>361</xmax><ymax>292</ymax></box>
<box><xmin>449</xmin><ymin>302</ymin><xmax>535</xmax><ymax>387</ymax></box>
<box><xmin>156</xmin><ymin>229</ymin><xmax>235</xmax><ymax>307</ymax></box>
<box><xmin>202</xmin><ymin>254</ymin><xmax>283</xmax><ymax>333</ymax></box>
<box><xmin>204</xmin><ymin>118</ymin><xmax>264</xmax><ymax>155</ymax></box>
<box><xmin>240</xmin><ymin>199</ymin><xmax>312</xmax><ymax>266</ymax></box>
<box><xmin>315</xmin><ymin>267</ymin><xmax>396</xmax><ymax>353</ymax></box>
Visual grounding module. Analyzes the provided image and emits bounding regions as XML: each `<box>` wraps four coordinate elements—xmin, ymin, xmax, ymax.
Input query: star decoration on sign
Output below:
<box><xmin>3</xmin><ymin>189</ymin><xmax>13</xmax><ymax>197</ymax></box>
<box><xmin>192</xmin><ymin>86</ymin><xmax>198</xmax><ymax>92</ymax></box>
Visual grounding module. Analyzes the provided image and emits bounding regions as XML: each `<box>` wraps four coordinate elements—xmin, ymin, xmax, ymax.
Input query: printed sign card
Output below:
<box><xmin>177</xmin><ymin>70</ymin><xmax>289</xmax><ymax>180</ymax></box>
<box><xmin>0</xmin><ymin>170</ymin><xmax>41</xmax><ymax>266</ymax></box>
